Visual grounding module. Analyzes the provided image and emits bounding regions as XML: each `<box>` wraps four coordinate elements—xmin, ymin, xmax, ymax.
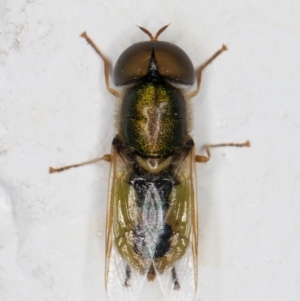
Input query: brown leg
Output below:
<box><xmin>123</xmin><ymin>264</ymin><xmax>131</xmax><ymax>287</ymax></box>
<box><xmin>187</xmin><ymin>44</ymin><xmax>228</xmax><ymax>100</ymax></box>
<box><xmin>49</xmin><ymin>154</ymin><xmax>111</xmax><ymax>173</ymax></box>
<box><xmin>171</xmin><ymin>266</ymin><xmax>180</xmax><ymax>290</ymax></box>
<box><xmin>80</xmin><ymin>32</ymin><xmax>119</xmax><ymax>98</ymax></box>
<box><xmin>195</xmin><ymin>141</ymin><xmax>250</xmax><ymax>163</ymax></box>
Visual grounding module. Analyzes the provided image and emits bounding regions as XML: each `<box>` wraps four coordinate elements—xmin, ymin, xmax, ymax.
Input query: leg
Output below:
<box><xmin>49</xmin><ymin>154</ymin><xmax>111</xmax><ymax>173</ymax></box>
<box><xmin>123</xmin><ymin>264</ymin><xmax>131</xmax><ymax>287</ymax></box>
<box><xmin>80</xmin><ymin>32</ymin><xmax>119</xmax><ymax>98</ymax></box>
<box><xmin>195</xmin><ymin>141</ymin><xmax>250</xmax><ymax>163</ymax></box>
<box><xmin>187</xmin><ymin>44</ymin><xmax>228</xmax><ymax>100</ymax></box>
<box><xmin>171</xmin><ymin>266</ymin><xmax>180</xmax><ymax>290</ymax></box>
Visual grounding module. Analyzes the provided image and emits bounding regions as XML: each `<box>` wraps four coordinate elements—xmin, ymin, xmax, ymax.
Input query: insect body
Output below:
<box><xmin>105</xmin><ymin>27</ymin><xmax>199</xmax><ymax>300</ymax></box>
<box><xmin>50</xmin><ymin>25</ymin><xmax>250</xmax><ymax>301</ymax></box>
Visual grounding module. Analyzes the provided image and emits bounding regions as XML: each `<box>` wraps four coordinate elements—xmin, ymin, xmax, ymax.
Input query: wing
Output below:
<box><xmin>154</xmin><ymin>144</ymin><xmax>198</xmax><ymax>301</ymax></box>
<box><xmin>105</xmin><ymin>144</ymin><xmax>149</xmax><ymax>301</ymax></box>
<box><xmin>106</xmin><ymin>246</ymin><xmax>148</xmax><ymax>301</ymax></box>
<box><xmin>155</xmin><ymin>244</ymin><xmax>196</xmax><ymax>301</ymax></box>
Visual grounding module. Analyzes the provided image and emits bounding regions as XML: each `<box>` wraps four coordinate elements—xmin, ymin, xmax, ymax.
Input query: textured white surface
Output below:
<box><xmin>1</xmin><ymin>1</ymin><xmax>300</xmax><ymax>301</ymax></box>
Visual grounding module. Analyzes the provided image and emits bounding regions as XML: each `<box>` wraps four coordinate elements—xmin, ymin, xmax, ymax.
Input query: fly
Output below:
<box><xmin>50</xmin><ymin>25</ymin><xmax>250</xmax><ymax>301</ymax></box>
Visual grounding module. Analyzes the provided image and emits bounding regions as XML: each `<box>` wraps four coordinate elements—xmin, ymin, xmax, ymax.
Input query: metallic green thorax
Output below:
<box><xmin>121</xmin><ymin>81</ymin><xmax>187</xmax><ymax>158</ymax></box>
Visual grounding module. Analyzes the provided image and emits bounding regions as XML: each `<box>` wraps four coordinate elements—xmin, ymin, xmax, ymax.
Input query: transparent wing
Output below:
<box><xmin>155</xmin><ymin>145</ymin><xmax>198</xmax><ymax>301</ymax></box>
<box><xmin>155</xmin><ymin>244</ymin><xmax>196</xmax><ymax>301</ymax></box>
<box><xmin>105</xmin><ymin>144</ymin><xmax>149</xmax><ymax>301</ymax></box>
<box><xmin>107</xmin><ymin>246</ymin><xmax>148</xmax><ymax>301</ymax></box>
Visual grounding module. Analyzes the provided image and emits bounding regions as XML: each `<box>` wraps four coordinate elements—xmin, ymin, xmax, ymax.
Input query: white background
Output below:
<box><xmin>1</xmin><ymin>0</ymin><xmax>299</xmax><ymax>301</ymax></box>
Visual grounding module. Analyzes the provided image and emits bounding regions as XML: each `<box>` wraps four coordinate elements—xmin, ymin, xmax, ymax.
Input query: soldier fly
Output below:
<box><xmin>50</xmin><ymin>25</ymin><xmax>250</xmax><ymax>301</ymax></box>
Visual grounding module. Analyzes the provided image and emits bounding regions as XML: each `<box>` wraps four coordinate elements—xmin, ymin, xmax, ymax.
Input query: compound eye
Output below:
<box><xmin>113</xmin><ymin>42</ymin><xmax>153</xmax><ymax>86</ymax></box>
<box><xmin>154</xmin><ymin>41</ymin><xmax>195</xmax><ymax>85</ymax></box>
<box><xmin>114</xmin><ymin>41</ymin><xmax>195</xmax><ymax>86</ymax></box>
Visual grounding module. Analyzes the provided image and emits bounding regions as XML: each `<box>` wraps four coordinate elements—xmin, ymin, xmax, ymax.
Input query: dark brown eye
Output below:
<box><xmin>113</xmin><ymin>41</ymin><xmax>195</xmax><ymax>86</ymax></box>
